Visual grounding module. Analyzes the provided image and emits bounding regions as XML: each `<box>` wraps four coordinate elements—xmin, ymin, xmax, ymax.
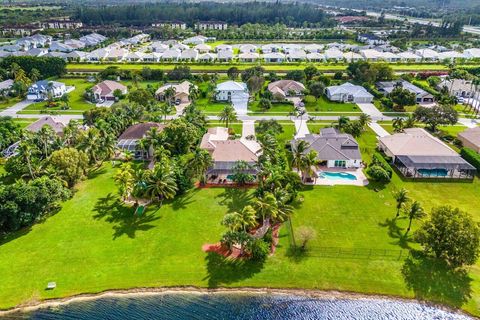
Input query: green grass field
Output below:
<box><xmin>304</xmin><ymin>96</ymin><xmax>359</xmax><ymax>113</ymax></box>
<box><xmin>0</xmin><ymin>97</ymin><xmax>22</xmax><ymax>110</ymax></box>
<box><xmin>248</xmin><ymin>101</ymin><xmax>295</xmax><ymax>113</ymax></box>
<box><xmin>0</xmin><ymin>129</ymin><xmax>479</xmax><ymax>315</ymax></box>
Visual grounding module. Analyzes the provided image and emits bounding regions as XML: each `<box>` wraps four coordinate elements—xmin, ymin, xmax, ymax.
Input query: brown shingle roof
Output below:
<box><xmin>119</xmin><ymin>122</ymin><xmax>165</xmax><ymax>140</ymax></box>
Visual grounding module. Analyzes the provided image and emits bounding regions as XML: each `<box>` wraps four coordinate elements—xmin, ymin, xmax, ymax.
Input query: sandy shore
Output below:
<box><xmin>0</xmin><ymin>286</ymin><xmax>474</xmax><ymax>318</ymax></box>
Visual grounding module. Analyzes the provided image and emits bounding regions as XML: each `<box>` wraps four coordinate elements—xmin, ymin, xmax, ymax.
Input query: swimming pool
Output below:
<box><xmin>319</xmin><ymin>172</ymin><xmax>358</xmax><ymax>181</ymax></box>
<box><xmin>418</xmin><ymin>168</ymin><xmax>448</xmax><ymax>177</ymax></box>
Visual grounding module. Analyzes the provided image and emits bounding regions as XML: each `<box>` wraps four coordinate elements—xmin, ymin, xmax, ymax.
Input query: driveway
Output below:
<box><xmin>96</xmin><ymin>100</ymin><xmax>115</xmax><ymax>107</ymax></box>
<box><xmin>241</xmin><ymin>120</ymin><xmax>256</xmax><ymax>139</ymax></box>
<box><xmin>369</xmin><ymin>123</ymin><xmax>391</xmax><ymax>138</ymax></box>
<box><xmin>0</xmin><ymin>99</ymin><xmax>33</xmax><ymax>116</ymax></box>
<box><xmin>356</xmin><ymin>103</ymin><xmax>385</xmax><ymax>120</ymax></box>
<box><xmin>294</xmin><ymin>119</ymin><xmax>310</xmax><ymax>139</ymax></box>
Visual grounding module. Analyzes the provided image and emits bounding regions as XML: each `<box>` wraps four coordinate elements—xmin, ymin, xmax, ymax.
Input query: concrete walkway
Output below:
<box><xmin>356</xmin><ymin>103</ymin><xmax>386</xmax><ymax>121</ymax></box>
<box><xmin>293</xmin><ymin>119</ymin><xmax>310</xmax><ymax>138</ymax></box>
<box><xmin>241</xmin><ymin>120</ymin><xmax>256</xmax><ymax>138</ymax></box>
<box><xmin>369</xmin><ymin>123</ymin><xmax>391</xmax><ymax>137</ymax></box>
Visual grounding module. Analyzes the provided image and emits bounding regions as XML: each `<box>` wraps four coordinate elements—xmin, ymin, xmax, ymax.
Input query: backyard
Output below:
<box><xmin>0</xmin><ymin>129</ymin><xmax>479</xmax><ymax>315</ymax></box>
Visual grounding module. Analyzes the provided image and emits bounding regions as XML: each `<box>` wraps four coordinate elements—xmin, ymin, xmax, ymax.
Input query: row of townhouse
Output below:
<box><xmin>151</xmin><ymin>21</ymin><xmax>228</xmax><ymax>30</ymax></box>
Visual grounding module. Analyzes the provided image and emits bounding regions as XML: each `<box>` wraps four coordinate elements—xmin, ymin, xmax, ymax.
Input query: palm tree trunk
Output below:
<box><xmin>404</xmin><ymin>218</ymin><xmax>413</xmax><ymax>236</ymax></box>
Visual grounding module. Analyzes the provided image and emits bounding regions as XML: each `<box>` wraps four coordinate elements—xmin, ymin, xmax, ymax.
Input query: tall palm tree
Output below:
<box><xmin>188</xmin><ymin>148</ymin><xmax>213</xmax><ymax>182</ymax></box>
<box><xmin>188</xmin><ymin>84</ymin><xmax>199</xmax><ymax>103</ymax></box>
<box><xmin>290</xmin><ymin>140</ymin><xmax>309</xmax><ymax>173</ymax></box>
<box><xmin>37</xmin><ymin>125</ymin><xmax>56</xmax><ymax>158</ymax></box>
<box><xmin>218</xmin><ymin>104</ymin><xmax>237</xmax><ymax>129</ymax></box>
<box><xmin>114</xmin><ymin>162</ymin><xmax>135</xmax><ymax>202</ymax></box>
<box><xmin>164</xmin><ymin>86</ymin><xmax>176</xmax><ymax>107</ymax></box>
<box><xmin>392</xmin><ymin>117</ymin><xmax>404</xmax><ymax>133</ymax></box>
<box><xmin>358</xmin><ymin>113</ymin><xmax>372</xmax><ymax>129</ymax></box>
<box><xmin>159</xmin><ymin>103</ymin><xmax>173</xmax><ymax>122</ymax></box>
<box><xmin>336</xmin><ymin>115</ymin><xmax>350</xmax><ymax>131</ymax></box>
<box><xmin>145</xmin><ymin>127</ymin><xmax>163</xmax><ymax>149</ymax></box>
<box><xmin>78</xmin><ymin>128</ymin><xmax>101</xmax><ymax>165</ymax></box>
<box><xmin>253</xmin><ymin>192</ymin><xmax>278</xmax><ymax>221</ymax></box>
<box><xmin>222</xmin><ymin>205</ymin><xmax>257</xmax><ymax>232</ymax></box>
<box><xmin>404</xmin><ymin>200</ymin><xmax>425</xmax><ymax>236</ymax></box>
<box><xmin>17</xmin><ymin>140</ymin><xmax>36</xmax><ymax>179</ymax></box>
<box><xmin>29</xmin><ymin>68</ymin><xmax>40</xmax><ymax>83</ymax></box>
<box><xmin>300</xmin><ymin>150</ymin><xmax>320</xmax><ymax>183</ymax></box>
<box><xmin>393</xmin><ymin>188</ymin><xmax>409</xmax><ymax>219</ymax></box>
<box><xmin>404</xmin><ymin>114</ymin><xmax>416</xmax><ymax>128</ymax></box>
<box><xmin>144</xmin><ymin>163</ymin><xmax>177</xmax><ymax>204</ymax></box>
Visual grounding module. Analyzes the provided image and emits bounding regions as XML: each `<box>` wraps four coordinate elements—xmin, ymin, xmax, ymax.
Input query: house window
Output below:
<box><xmin>334</xmin><ymin>160</ymin><xmax>346</xmax><ymax>167</ymax></box>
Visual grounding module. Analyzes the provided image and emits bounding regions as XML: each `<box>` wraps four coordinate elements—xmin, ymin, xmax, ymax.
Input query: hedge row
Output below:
<box><xmin>372</xmin><ymin>152</ymin><xmax>393</xmax><ymax>178</ymax></box>
<box><xmin>460</xmin><ymin>147</ymin><xmax>480</xmax><ymax>170</ymax></box>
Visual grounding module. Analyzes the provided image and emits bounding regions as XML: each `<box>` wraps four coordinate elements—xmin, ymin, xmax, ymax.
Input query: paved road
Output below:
<box><xmin>0</xmin><ymin>100</ymin><xmax>33</xmax><ymax>117</ymax></box>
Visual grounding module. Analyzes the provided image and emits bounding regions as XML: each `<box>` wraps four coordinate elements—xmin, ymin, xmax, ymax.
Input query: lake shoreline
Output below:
<box><xmin>0</xmin><ymin>286</ymin><xmax>474</xmax><ymax>318</ymax></box>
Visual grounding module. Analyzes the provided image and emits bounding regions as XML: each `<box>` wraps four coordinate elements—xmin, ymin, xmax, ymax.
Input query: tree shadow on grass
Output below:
<box><xmin>215</xmin><ymin>188</ymin><xmax>253</xmax><ymax>213</ymax></box>
<box><xmin>402</xmin><ymin>251</ymin><xmax>473</xmax><ymax>309</ymax></box>
<box><xmin>203</xmin><ymin>251</ymin><xmax>265</xmax><ymax>288</ymax></box>
<box><xmin>378</xmin><ymin>217</ymin><xmax>413</xmax><ymax>249</ymax></box>
<box><xmin>168</xmin><ymin>189</ymin><xmax>199</xmax><ymax>211</ymax></box>
<box><xmin>93</xmin><ymin>193</ymin><xmax>160</xmax><ymax>239</ymax></box>
<box><xmin>86</xmin><ymin>166</ymin><xmax>107</xmax><ymax>179</ymax></box>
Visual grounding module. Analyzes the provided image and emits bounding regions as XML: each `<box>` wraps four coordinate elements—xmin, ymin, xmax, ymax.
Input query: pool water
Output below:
<box><xmin>319</xmin><ymin>172</ymin><xmax>357</xmax><ymax>181</ymax></box>
<box><xmin>418</xmin><ymin>168</ymin><xmax>448</xmax><ymax>177</ymax></box>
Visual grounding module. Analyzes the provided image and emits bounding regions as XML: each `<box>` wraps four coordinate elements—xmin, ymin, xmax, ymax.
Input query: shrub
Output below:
<box><xmin>461</xmin><ymin>148</ymin><xmax>480</xmax><ymax>170</ymax></box>
<box><xmin>367</xmin><ymin>165</ymin><xmax>391</xmax><ymax>182</ymax></box>
<box><xmin>248</xmin><ymin>238</ymin><xmax>270</xmax><ymax>261</ymax></box>
<box><xmin>372</xmin><ymin>152</ymin><xmax>393</xmax><ymax>178</ymax></box>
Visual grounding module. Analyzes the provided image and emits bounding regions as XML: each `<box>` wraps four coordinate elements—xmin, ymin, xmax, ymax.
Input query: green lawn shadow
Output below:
<box><xmin>402</xmin><ymin>251</ymin><xmax>473</xmax><ymax>309</ymax></box>
<box><xmin>203</xmin><ymin>251</ymin><xmax>265</xmax><ymax>288</ymax></box>
<box><xmin>93</xmin><ymin>193</ymin><xmax>160</xmax><ymax>239</ymax></box>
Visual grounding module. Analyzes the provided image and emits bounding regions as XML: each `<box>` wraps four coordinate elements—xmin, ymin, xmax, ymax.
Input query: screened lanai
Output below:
<box><xmin>394</xmin><ymin>155</ymin><xmax>476</xmax><ymax>179</ymax></box>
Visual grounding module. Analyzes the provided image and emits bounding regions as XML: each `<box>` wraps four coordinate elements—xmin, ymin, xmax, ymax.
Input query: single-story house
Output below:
<box><xmin>415</xmin><ymin>48</ymin><xmax>439</xmax><ymax>61</ymax></box>
<box><xmin>287</xmin><ymin>50</ymin><xmax>306</xmax><ymax>62</ymax></box>
<box><xmin>215</xmin><ymin>81</ymin><xmax>249</xmax><ymax>114</ymax></box>
<box><xmin>378</xmin><ymin>128</ymin><xmax>476</xmax><ymax>179</ymax></box>
<box><xmin>343</xmin><ymin>51</ymin><xmax>363</xmax><ymax>62</ymax></box>
<box><xmin>239</xmin><ymin>44</ymin><xmax>257</xmax><ymax>53</ymax></box>
<box><xmin>0</xmin><ymin>79</ymin><xmax>14</xmax><ymax>96</ymax></box>
<box><xmin>437</xmin><ymin>79</ymin><xmax>476</xmax><ymax>99</ymax></box>
<box><xmin>66</xmin><ymin>50</ymin><xmax>87</xmax><ymax>61</ymax></box>
<box><xmin>198</xmin><ymin>52</ymin><xmax>217</xmax><ymax>62</ymax></box>
<box><xmin>179</xmin><ymin>49</ymin><xmax>199</xmax><ymax>61</ymax></box>
<box><xmin>464</xmin><ymin>48</ymin><xmax>480</xmax><ymax>59</ymax></box>
<box><xmin>325</xmin><ymin>82</ymin><xmax>374</xmax><ymax>103</ymax></box>
<box><xmin>358</xmin><ymin>33</ymin><xmax>388</xmax><ymax>45</ymax></box>
<box><xmin>267</xmin><ymin>80</ymin><xmax>305</xmax><ymax>100</ymax></box>
<box><xmin>458</xmin><ymin>127</ymin><xmax>480</xmax><ymax>153</ymax></box>
<box><xmin>261</xmin><ymin>44</ymin><xmax>282</xmax><ymax>54</ymax></box>
<box><xmin>194</xmin><ymin>43</ymin><xmax>211</xmax><ymax>53</ymax></box>
<box><xmin>397</xmin><ymin>51</ymin><xmax>422</xmax><ymax>63</ymax></box>
<box><xmin>324</xmin><ymin>48</ymin><xmax>344</xmax><ymax>61</ymax></box>
<box><xmin>303</xmin><ymin>44</ymin><xmax>324</xmax><ymax>53</ymax></box>
<box><xmin>215</xmin><ymin>44</ymin><xmax>233</xmax><ymax>52</ymax></box>
<box><xmin>155</xmin><ymin>81</ymin><xmax>195</xmax><ymax>104</ymax></box>
<box><xmin>160</xmin><ymin>49</ymin><xmax>181</xmax><ymax>61</ymax></box>
<box><xmin>217</xmin><ymin>50</ymin><xmax>234</xmax><ymax>62</ymax></box>
<box><xmin>306</xmin><ymin>52</ymin><xmax>325</xmax><ymax>62</ymax></box>
<box><xmin>292</xmin><ymin>127</ymin><xmax>362</xmax><ymax>169</ymax></box>
<box><xmin>238</xmin><ymin>52</ymin><xmax>259</xmax><ymax>62</ymax></box>
<box><xmin>183</xmin><ymin>35</ymin><xmax>208</xmax><ymax>45</ymax></box>
<box><xmin>376</xmin><ymin>80</ymin><xmax>435</xmax><ymax>104</ymax></box>
<box><xmin>200</xmin><ymin>127</ymin><xmax>261</xmax><ymax>182</ymax></box>
<box><xmin>263</xmin><ymin>52</ymin><xmax>285</xmax><ymax>63</ymax></box>
<box><xmin>117</xmin><ymin>122</ymin><xmax>166</xmax><ymax>160</ymax></box>
<box><xmin>27</xmin><ymin>80</ymin><xmax>67</xmax><ymax>101</ymax></box>
<box><xmin>26</xmin><ymin>116</ymin><xmax>66</xmax><ymax>135</ymax></box>
<box><xmin>91</xmin><ymin>80</ymin><xmax>128</xmax><ymax>102</ymax></box>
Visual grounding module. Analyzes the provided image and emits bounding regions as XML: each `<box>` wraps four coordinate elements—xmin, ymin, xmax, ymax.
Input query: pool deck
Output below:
<box><xmin>312</xmin><ymin>168</ymin><xmax>369</xmax><ymax>187</ymax></box>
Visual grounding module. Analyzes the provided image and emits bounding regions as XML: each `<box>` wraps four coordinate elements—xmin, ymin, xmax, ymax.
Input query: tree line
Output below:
<box><xmin>73</xmin><ymin>2</ymin><xmax>335</xmax><ymax>28</ymax></box>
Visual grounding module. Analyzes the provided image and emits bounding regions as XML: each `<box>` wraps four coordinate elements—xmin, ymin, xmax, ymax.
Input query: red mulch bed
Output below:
<box><xmin>202</xmin><ymin>224</ymin><xmax>283</xmax><ymax>259</ymax></box>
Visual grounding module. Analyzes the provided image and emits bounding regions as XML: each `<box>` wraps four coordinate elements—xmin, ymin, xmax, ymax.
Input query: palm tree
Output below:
<box><xmin>144</xmin><ymin>163</ymin><xmax>177</xmax><ymax>205</ymax></box>
<box><xmin>132</xmin><ymin>72</ymin><xmax>143</xmax><ymax>88</ymax></box>
<box><xmin>404</xmin><ymin>114</ymin><xmax>416</xmax><ymax>128</ymax></box>
<box><xmin>393</xmin><ymin>188</ymin><xmax>409</xmax><ymax>219</ymax></box>
<box><xmin>145</xmin><ymin>127</ymin><xmax>163</xmax><ymax>149</ymax></box>
<box><xmin>290</xmin><ymin>140</ymin><xmax>309</xmax><ymax>173</ymax></box>
<box><xmin>29</xmin><ymin>68</ymin><xmax>40</xmax><ymax>83</ymax></box>
<box><xmin>392</xmin><ymin>117</ymin><xmax>404</xmax><ymax>133</ymax></box>
<box><xmin>37</xmin><ymin>125</ymin><xmax>56</xmax><ymax>158</ymax></box>
<box><xmin>159</xmin><ymin>103</ymin><xmax>173</xmax><ymax>122</ymax></box>
<box><xmin>17</xmin><ymin>140</ymin><xmax>36</xmax><ymax>179</ymax></box>
<box><xmin>336</xmin><ymin>115</ymin><xmax>350</xmax><ymax>131</ymax></box>
<box><xmin>114</xmin><ymin>162</ymin><xmax>135</xmax><ymax>202</ymax></box>
<box><xmin>404</xmin><ymin>200</ymin><xmax>425</xmax><ymax>236</ymax></box>
<box><xmin>222</xmin><ymin>205</ymin><xmax>257</xmax><ymax>232</ymax></box>
<box><xmin>218</xmin><ymin>104</ymin><xmax>237</xmax><ymax>129</ymax></box>
<box><xmin>188</xmin><ymin>148</ymin><xmax>213</xmax><ymax>182</ymax></box>
<box><xmin>188</xmin><ymin>84</ymin><xmax>200</xmax><ymax>103</ymax></box>
<box><xmin>358</xmin><ymin>113</ymin><xmax>372</xmax><ymax>129</ymax></box>
<box><xmin>163</xmin><ymin>86</ymin><xmax>176</xmax><ymax>107</ymax></box>
<box><xmin>253</xmin><ymin>192</ymin><xmax>278</xmax><ymax>221</ymax></box>
<box><xmin>300</xmin><ymin>150</ymin><xmax>320</xmax><ymax>183</ymax></box>
<box><xmin>78</xmin><ymin>128</ymin><xmax>101</xmax><ymax>165</ymax></box>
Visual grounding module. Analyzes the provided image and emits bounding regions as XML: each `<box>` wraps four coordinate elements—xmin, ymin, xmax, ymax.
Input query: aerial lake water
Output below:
<box><xmin>7</xmin><ymin>292</ymin><xmax>472</xmax><ymax>319</ymax></box>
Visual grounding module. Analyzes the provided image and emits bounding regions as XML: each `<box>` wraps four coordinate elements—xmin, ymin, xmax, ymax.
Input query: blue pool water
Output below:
<box><xmin>418</xmin><ymin>168</ymin><xmax>448</xmax><ymax>177</ymax></box>
<box><xmin>319</xmin><ymin>172</ymin><xmax>358</xmax><ymax>181</ymax></box>
<box><xmin>8</xmin><ymin>293</ymin><xmax>472</xmax><ymax>320</ymax></box>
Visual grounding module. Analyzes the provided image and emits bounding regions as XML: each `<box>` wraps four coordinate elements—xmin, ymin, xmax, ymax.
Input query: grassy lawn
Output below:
<box><xmin>67</xmin><ymin>63</ymin><xmax>451</xmax><ymax>73</ymax></box>
<box><xmin>13</xmin><ymin>118</ymin><xmax>37</xmax><ymax>128</ymax></box>
<box><xmin>0</xmin><ymin>129</ymin><xmax>479</xmax><ymax>315</ymax></box>
<box><xmin>0</xmin><ymin>97</ymin><xmax>22</xmax><ymax>110</ymax></box>
<box><xmin>197</xmin><ymin>98</ymin><xmax>230</xmax><ymax>114</ymax></box>
<box><xmin>248</xmin><ymin>101</ymin><xmax>295</xmax><ymax>114</ymax></box>
<box><xmin>304</xmin><ymin>96</ymin><xmax>359</xmax><ymax>113</ymax></box>
<box><xmin>22</xmin><ymin>78</ymin><xmax>95</xmax><ymax>114</ymax></box>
